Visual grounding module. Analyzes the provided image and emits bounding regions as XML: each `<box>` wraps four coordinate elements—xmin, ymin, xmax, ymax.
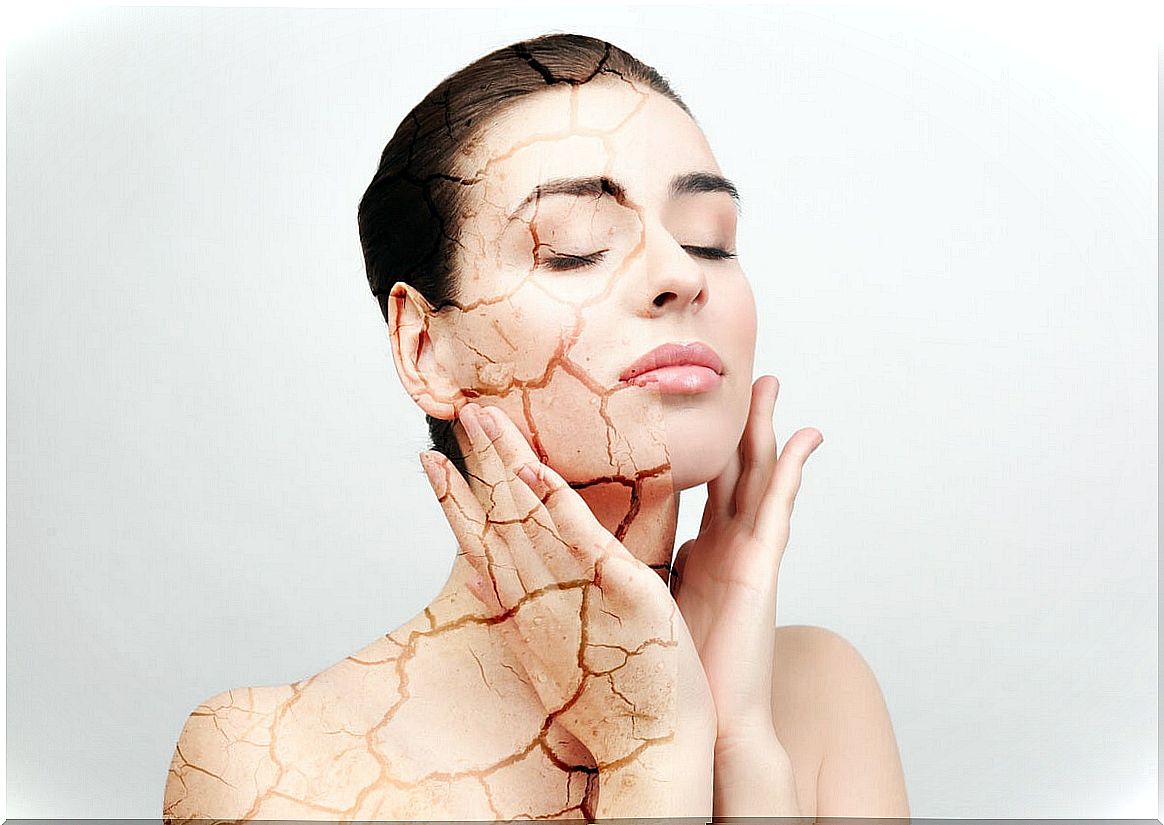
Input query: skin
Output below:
<box><xmin>163</xmin><ymin>75</ymin><xmax>909</xmax><ymax>821</ymax></box>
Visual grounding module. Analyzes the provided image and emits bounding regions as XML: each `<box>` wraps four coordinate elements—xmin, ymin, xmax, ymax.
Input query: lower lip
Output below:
<box><xmin>625</xmin><ymin>365</ymin><xmax>723</xmax><ymax>394</ymax></box>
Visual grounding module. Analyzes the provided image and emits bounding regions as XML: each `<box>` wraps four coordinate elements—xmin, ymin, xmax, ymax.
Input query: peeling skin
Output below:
<box><xmin>164</xmin><ymin>61</ymin><xmax>758</xmax><ymax>823</ymax></box>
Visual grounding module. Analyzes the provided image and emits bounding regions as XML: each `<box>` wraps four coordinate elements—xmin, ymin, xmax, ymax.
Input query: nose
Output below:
<box><xmin>636</xmin><ymin>218</ymin><xmax>709</xmax><ymax>317</ymax></box>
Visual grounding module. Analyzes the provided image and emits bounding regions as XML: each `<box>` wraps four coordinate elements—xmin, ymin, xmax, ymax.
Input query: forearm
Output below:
<box><xmin>712</xmin><ymin>730</ymin><xmax>806</xmax><ymax>820</ymax></box>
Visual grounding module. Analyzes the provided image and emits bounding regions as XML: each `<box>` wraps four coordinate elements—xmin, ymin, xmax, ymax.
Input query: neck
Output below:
<box><xmin>431</xmin><ymin>463</ymin><xmax>681</xmax><ymax>607</ymax></box>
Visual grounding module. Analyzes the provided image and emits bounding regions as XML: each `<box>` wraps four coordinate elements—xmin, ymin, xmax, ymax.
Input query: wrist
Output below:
<box><xmin>713</xmin><ymin>727</ymin><xmax>803</xmax><ymax>818</ymax></box>
<box><xmin>714</xmin><ymin>711</ymin><xmax>780</xmax><ymax>756</ymax></box>
<box><xmin>714</xmin><ymin>727</ymin><xmax>789</xmax><ymax>775</ymax></box>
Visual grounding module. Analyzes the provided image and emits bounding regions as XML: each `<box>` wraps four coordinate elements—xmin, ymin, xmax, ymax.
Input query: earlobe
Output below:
<box><xmin>386</xmin><ymin>282</ymin><xmax>461</xmax><ymax>422</ymax></box>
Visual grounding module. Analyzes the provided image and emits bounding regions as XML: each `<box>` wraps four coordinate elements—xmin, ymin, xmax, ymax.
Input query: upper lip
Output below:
<box><xmin>620</xmin><ymin>342</ymin><xmax>724</xmax><ymax>382</ymax></box>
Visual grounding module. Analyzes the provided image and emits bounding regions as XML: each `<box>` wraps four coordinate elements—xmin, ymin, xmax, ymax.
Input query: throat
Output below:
<box><xmin>573</xmin><ymin>470</ymin><xmax>680</xmax><ymax>577</ymax></box>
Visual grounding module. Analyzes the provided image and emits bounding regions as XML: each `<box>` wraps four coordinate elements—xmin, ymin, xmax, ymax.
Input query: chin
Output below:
<box><xmin>663</xmin><ymin>421</ymin><xmax>745</xmax><ymax>493</ymax></box>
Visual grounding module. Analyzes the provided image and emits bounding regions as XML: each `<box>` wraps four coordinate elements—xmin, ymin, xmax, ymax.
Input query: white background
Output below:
<box><xmin>5</xmin><ymin>3</ymin><xmax>1159</xmax><ymax>818</ymax></box>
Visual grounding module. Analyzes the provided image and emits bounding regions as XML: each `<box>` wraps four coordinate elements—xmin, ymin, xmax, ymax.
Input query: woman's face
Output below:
<box><xmin>426</xmin><ymin>77</ymin><xmax>757</xmax><ymax>493</ymax></box>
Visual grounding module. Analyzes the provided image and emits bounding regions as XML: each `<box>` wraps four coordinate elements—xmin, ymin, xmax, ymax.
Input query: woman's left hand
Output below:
<box><xmin>670</xmin><ymin>375</ymin><xmax>823</xmax><ymax>754</ymax></box>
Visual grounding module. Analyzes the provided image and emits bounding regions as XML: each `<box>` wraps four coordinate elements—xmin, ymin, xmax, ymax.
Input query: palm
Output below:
<box><xmin>673</xmin><ymin>517</ymin><xmax>784</xmax><ymax>733</ymax></box>
<box><xmin>675</xmin><ymin>520</ymin><xmax>780</xmax><ymax>656</ymax></box>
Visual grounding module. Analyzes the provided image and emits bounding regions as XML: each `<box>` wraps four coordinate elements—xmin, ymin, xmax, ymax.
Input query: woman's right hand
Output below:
<box><xmin>419</xmin><ymin>401</ymin><xmax>716</xmax><ymax>816</ymax></box>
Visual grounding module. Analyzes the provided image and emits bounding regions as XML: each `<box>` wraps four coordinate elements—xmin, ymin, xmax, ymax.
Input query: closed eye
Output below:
<box><xmin>687</xmin><ymin>246</ymin><xmax>738</xmax><ymax>261</ymax></box>
<box><xmin>540</xmin><ymin>250</ymin><xmax>608</xmax><ymax>272</ymax></box>
<box><xmin>540</xmin><ymin>246</ymin><xmax>737</xmax><ymax>272</ymax></box>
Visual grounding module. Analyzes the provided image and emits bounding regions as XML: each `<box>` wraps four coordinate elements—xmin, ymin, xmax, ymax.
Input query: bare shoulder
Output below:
<box><xmin>768</xmin><ymin>625</ymin><xmax>854</xmax><ymax>796</ymax></box>
<box><xmin>771</xmin><ymin>624</ymin><xmax>910</xmax><ymax>817</ymax></box>
<box><xmin>770</xmin><ymin>624</ymin><xmax>862</xmax><ymax>731</ymax></box>
<box><xmin>161</xmin><ymin>633</ymin><xmax>416</xmax><ymax>821</ymax></box>
<box><xmin>162</xmin><ymin>683</ymin><xmax>295</xmax><ymax>821</ymax></box>
<box><xmin>773</xmin><ymin>624</ymin><xmax>873</xmax><ymax>687</ymax></box>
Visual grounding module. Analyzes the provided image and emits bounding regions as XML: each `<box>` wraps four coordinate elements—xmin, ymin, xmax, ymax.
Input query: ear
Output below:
<box><xmin>386</xmin><ymin>282</ymin><xmax>464</xmax><ymax>422</ymax></box>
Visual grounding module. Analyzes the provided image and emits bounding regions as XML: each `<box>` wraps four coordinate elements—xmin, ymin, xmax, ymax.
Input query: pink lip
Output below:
<box><xmin>625</xmin><ymin>365</ymin><xmax>723</xmax><ymax>394</ymax></box>
<box><xmin>620</xmin><ymin>342</ymin><xmax>724</xmax><ymax>383</ymax></box>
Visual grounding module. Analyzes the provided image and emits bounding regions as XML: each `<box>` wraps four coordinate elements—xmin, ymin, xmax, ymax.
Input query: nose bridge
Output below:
<box><xmin>635</xmin><ymin>211</ymin><xmax>707</xmax><ymax>314</ymax></box>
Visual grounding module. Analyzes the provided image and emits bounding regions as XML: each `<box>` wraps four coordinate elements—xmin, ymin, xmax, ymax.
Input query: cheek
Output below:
<box><xmin>518</xmin><ymin>304</ymin><xmax>672</xmax><ymax>481</ymax></box>
<box><xmin>721</xmin><ymin>283</ymin><xmax>758</xmax><ymax>417</ymax></box>
<box><xmin>448</xmin><ymin>284</ymin><xmax>578</xmax><ymax>393</ymax></box>
<box><xmin>723</xmin><ymin>281</ymin><xmax>758</xmax><ymax>359</ymax></box>
<box><xmin>739</xmin><ymin>280</ymin><xmax>759</xmax><ymax>333</ymax></box>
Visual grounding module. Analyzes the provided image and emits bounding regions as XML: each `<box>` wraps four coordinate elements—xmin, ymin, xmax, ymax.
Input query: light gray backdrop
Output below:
<box><xmin>6</xmin><ymin>4</ymin><xmax>1158</xmax><ymax>818</ymax></box>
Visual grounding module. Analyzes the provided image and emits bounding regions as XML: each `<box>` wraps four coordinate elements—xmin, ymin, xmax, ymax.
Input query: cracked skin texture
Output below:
<box><xmin>162</xmin><ymin>601</ymin><xmax>605</xmax><ymax>821</ymax></box>
<box><xmin>161</xmin><ymin>614</ymin><xmax>827</xmax><ymax>820</ymax></box>
<box><xmin>164</xmin><ymin>63</ymin><xmax>829</xmax><ymax>821</ymax></box>
<box><xmin>160</xmin><ymin>476</ymin><xmax>708</xmax><ymax>820</ymax></box>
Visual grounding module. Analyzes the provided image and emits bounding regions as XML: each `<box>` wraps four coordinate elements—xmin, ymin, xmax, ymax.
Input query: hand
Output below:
<box><xmin>420</xmin><ymin>401</ymin><xmax>716</xmax><ymax>815</ymax></box>
<box><xmin>670</xmin><ymin>376</ymin><xmax>823</xmax><ymax>749</ymax></box>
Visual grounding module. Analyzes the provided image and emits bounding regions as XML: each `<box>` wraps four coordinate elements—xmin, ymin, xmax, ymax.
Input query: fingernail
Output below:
<box><xmin>460</xmin><ymin>403</ymin><xmax>484</xmax><ymax>444</ymax></box>
<box><xmin>420</xmin><ymin>451</ymin><xmax>442</xmax><ymax>488</ymax></box>
<box><xmin>515</xmin><ymin>462</ymin><xmax>545</xmax><ymax>495</ymax></box>
<box><xmin>478</xmin><ymin>406</ymin><xmax>501</xmax><ymax>439</ymax></box>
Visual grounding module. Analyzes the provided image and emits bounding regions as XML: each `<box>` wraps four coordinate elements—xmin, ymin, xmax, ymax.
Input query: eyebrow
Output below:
<box><xmin>505</xmin><ymin>171</ymin><xmax>741</xmax><ymax>222</ymax></box>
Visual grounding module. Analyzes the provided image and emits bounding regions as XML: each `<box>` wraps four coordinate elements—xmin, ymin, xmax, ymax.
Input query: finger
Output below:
<box><xmin>478</xmin><ymin>405</ymin><xmax>589</xmax><ymax>586</ymax></box>
<box><xmin>424</xmin><ymin>441</ymin><xmax>586</xmax><ymax>715</ymax></box>
<box><xmin>733</xmin><ymin>376</ymin><xmax>779</xmax><ymax>524</ymax></box>
<box><xmin>440</xmin><ymin>432</ymin><xmax>582</xmax><ymax>708</ymax></box>
<box><xmin>419</xmin><ymin>449</ymin><xmax>493</xmax><ymax>590</ymax></box>
<box><xmin>755</xmin><ymin>427</ymin><xmax>824</xmax><ymax>543</ymax></box>
<box><xmin>515</xmin><ymin>458</ymin><xmax>632</xmax><ymax>571</ymax></box>
<box><xmin>463</xmin><ymin>410</ymin><xmax>595</xmax><ymax>709</ymax></box>
<box><xmin>460</xmin><ymin>403</ymin><xmax>538</xmax><ymax>605</ymax></box>
<box><xmin>485</xmin><ymin>428</ymin><xmax>667</xmax><ymax>632</ymax></box>
<box><xmin>476</xmin><ymin>403</ymin><xmax>542</xmax><ymax>468</ymax></box>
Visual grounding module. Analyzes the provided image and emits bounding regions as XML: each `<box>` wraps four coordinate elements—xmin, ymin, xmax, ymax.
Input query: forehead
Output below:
<box><xmin>463</xmin><ymin>79</ymin><xmax>721</xmax><ymax>219</ymax></box>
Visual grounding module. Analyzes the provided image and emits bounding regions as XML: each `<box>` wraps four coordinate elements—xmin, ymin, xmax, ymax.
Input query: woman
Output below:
<box><xmin>163</xmin><ymin>33</ymin><xmax>909</xmax><ymax>822</ymax></box>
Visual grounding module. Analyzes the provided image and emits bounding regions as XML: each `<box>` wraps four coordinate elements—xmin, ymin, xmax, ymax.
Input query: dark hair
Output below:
<box><xmin>357</xmin><ymin>33</ymin><xmax>692</xmax><ymax>479</ymax></box>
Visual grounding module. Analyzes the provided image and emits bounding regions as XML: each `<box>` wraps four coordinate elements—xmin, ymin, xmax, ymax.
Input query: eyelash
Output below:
<box><xmin>541</xmin><ymin>246</ymin><xmax>737</xmax><ymax>272</ymax></box>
